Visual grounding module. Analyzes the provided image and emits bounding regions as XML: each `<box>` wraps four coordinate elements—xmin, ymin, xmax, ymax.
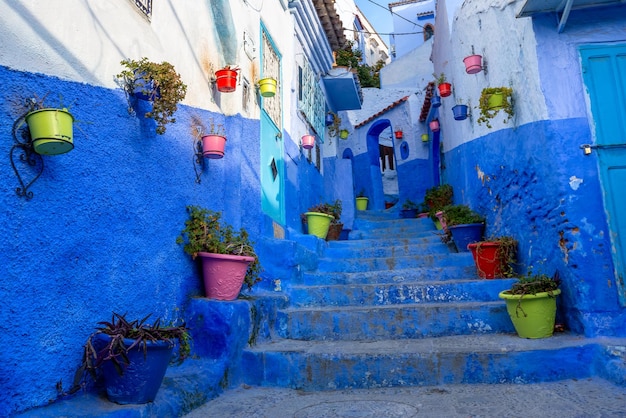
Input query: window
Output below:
<box><xmin>423</xmin><ymin>24</ymin><xmax>434</xmax><ymax>42</ymax></box>
<box><xmin>297</xmin><ymin>59</ymin><xmax>325</xmax><ymax>140</ymax></box>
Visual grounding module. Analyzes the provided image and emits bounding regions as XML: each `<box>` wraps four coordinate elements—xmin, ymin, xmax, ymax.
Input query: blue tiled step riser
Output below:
<box><xmin>325</xmin><ymin>243</ymin><xmax>451</xmax><ymax>258</ymax></box>
<box><xmin>316</xmin><ymin>254</ymin><xmax>475</xmax><ymax>273</ymax></box>
<box><xmin>241</xmin><ymin>345</ymin><xmax>595</xmax><ymax>390</ymax></box>
<box><xmin>276</xmin><ymin>302</ymin><xmax>514</xmax><ymax>340</ymax></box>
<box><xmin>288</xmin><ymin>279</ymin><xmax>516</xmax><ymax>307</ymax></box>
<box><xmin>297</xmin><ymin>266</ymin><xmax>478</xmax><ymax>285</ymax></box>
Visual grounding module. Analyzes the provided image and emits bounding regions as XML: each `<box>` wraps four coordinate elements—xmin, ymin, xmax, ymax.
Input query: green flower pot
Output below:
<box><xmin>487</xmin><ymin>92</ymin><xmax>505</xmax><ymax>110</ymax></box>
<box><xmin>305</xmin><ymin>212</ymin><xmax>334</xmax><ymax>239</ymax></box>
<box><xmin>25</xmin><ymin>108</ymin><xmax>74</xmax><ymax>155</ymax></box>
<box><xmin>356</xmin><ymin>197</ymin><xmax>368</xmax><ymax>211</ymax></box>
<box><xmin>498</xmin><ymin>289</ymin><xmax>561</xmax><ymax>338</ymax></box>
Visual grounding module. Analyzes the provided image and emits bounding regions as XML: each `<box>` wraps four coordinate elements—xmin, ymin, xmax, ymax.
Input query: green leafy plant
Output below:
<box><xmin>72</xmin><ymin>312</ymin><xmax>190</xmax><ymax>392</ymax></box>
<box><xmin>356</xmin><ymin>188</ymin><xmax>367</xmax><ymax>198</ymax></box>
<box><xmin>402</xmin><ymin>199</ymin><xmax>419</xmax><ymax>210</ymax></box>
<box><xmin>477</xmin><ymin>87</ymin><xmax>514</xmax><ymax>128</ymax></box>
<box><xmin>441</xmin><ymin>204</ymin><xmax>485</xmax><ymax>227</ymax></box>
<box><xmin>334</xmin><ymin>41</ymin><xmax>385</xmax><ymax>88</ymax></box>
<box><xmin>327</xmin><ymin>112</ymin><xmax>341</xmax><ymax>139</ymax></box>
<box><xmin>116</xmin><ymin>57</ymin><xmax>188</xmax><ymax>135</ymax></box>
<box><xmin>177</xmin><ymin>205</ymin><xmax>261</xmax><ymax>289</ymax></box>
<box><xmin>433</xmin><ymin>72</ymin><xmax>447</xmax><ymax>85</ymax></box>
<box><xmin>424</xmin><ymin>184</ymin><xmax>453</xmax><ymax>214</ymax></box>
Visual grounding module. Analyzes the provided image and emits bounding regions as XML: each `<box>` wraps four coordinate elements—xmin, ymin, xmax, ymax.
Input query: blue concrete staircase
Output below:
<box><xmin>240</xmin><ymin>210</ymin><xmax>622</xmax><ymax>390</ymax></box>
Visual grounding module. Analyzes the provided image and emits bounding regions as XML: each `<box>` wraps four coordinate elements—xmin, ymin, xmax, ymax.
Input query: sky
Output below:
<box><xmin>354</xmin><ymin>0</ymin><xmax>394</xmax><ymax>46</ymax></box>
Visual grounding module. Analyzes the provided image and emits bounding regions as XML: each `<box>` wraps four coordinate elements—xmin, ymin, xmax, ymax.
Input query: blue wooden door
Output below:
<box><xmin>580</xmin><ymin>43</ymin><xmax>626</xmax><ymax>306</ymax></box>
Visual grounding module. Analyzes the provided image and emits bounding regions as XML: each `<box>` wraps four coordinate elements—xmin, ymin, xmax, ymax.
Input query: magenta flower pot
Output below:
<box><xmin>201</xmin><ymin>134</ymin><xmax>227</xmax><ymax>159</ymax></box>
<box><xmin>302</xmin><ymin>134</ymin><xmax>315</xmax><ymax>149</ymax></box>
<box><xmin>463</xmin><ymin>55</ymin><xmax>483</xmax><ymax>74</ymax></box>
<box><xmin>197</xmin><ymin>252</ymin><xmax>254</xmax><ymax>300</ymax></box>
<box><xmin>429</xmin><ymin>120</ymin><xmax>440</xmax><ymax>132</ymax></box>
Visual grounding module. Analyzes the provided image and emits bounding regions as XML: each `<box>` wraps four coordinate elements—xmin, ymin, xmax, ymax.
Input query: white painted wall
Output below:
<box><xmin>432</xmin><ymin>0</ymin><xmax>545</xmax><ymax>151</ymax></box>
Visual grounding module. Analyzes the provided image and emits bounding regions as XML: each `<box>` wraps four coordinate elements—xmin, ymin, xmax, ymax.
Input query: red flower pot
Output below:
<box><xmin>394</xmin><ymin>131</ymin><xmax>403</xmax><ymax>139</ymax></box>
<box><xmin>463</xmin><ymin>55</ymin><xmax>483</xmax><ymax>74</ymax></box>
<box><xmin>438</xmin><ymin>82</ymin><xmax>452</xmax><ymax>97</ymax></box>
<box><xmin>468</xmin><ymin>242</ymin><xmax>508</xmax><ymax>279</ymax></box>
<box><xmin>201</xmin><ymin>134</ymin><xmax>227</xmax><ymax>159</ymax></box>
<box><xmin>215</xmin><ymin>68</ymin><xmax>239</xmax><ymax>93</ymax></box>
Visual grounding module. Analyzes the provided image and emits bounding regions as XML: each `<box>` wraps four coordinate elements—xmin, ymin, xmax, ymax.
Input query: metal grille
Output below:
<box><xmin>134</xmin><ymin>0</ymin><xmax>152</xmax><ymax>18</ymax></box>
<box><xmin>262</xmin><ymin>32</ymin><xmax>281</xmax><ymax>127</ymax></box>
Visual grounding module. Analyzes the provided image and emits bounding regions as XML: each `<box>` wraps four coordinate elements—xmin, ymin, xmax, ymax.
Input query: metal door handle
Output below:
<box><xmin>580</xmin><ymin>143</ymin><xmax>626</xmax><ymax>155</ymax></box>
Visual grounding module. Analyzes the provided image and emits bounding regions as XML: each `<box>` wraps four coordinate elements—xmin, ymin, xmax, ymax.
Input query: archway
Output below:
<box><xmin>364</xmin><ymin>119</ymin><xmax>399</xmax><ymax>210</ymax></box>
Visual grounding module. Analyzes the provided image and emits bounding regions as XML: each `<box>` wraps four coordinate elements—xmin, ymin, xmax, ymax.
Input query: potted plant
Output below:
<box><xmin>73</xmin><ymin>312</ymin><xmax>190</xmax><ymax>405</ymax></box>
<box><xmin>434</xmin><ymin>73</ymin><xmax>451</xmax><ymax>97</ymax></box>
<box><xmin>468</xmin><ymin>236</ymin><xmax>517</xmax><ymax>279</ymax></box>
<box><xmin>214</xmin><ymin>66</ymin><xmax>239</xmax><ymax>93</ymax></box>
<box><xmin>257</xmin><ymin>77</ymin><xmax>277</xmax><ymax>97</ymax></box>
<box><xmin>200</xmin><ymin>118</ymin><xmax>227</xmax><ymax>159</ymax></box>
<box><xmin>177</xmin><ymin>205</ymin><xmax>261</xmax><ymax>300</ymax></box>
<box><xmin>326</xmin><ymin>200</ymin><xmax>344</xmax><ymax>241</ymax></box>
<box><xmin>305</xmin><ymin>202</ymin><xmax>336</xmax><ymax>239</ymax></box>
<box><xmin>394</xmin><ymin>130</ymin><xmax>403</xmax><ymax>139</ymax></box>
<box><xmin>441</xmin><ymin>204</ymin><xmax>485</xmax><ymax>252</ymax></box>
<box><xmin>339</xmin><ymin>129</ymin><xmax>349</xmax><ymax>139</ymax></box>
<box><xmin>477</xmin><ymin>87</ymin><xmax>514</xmax><ymax>128</ymax></box>
<box><xmin>424</xmin><ymin>184</ymin><xmax>453</xmax><ymax>214</ymax></box>
<box><xmin>24</xmin><ymin>99</ymin><xmax>75</xmax><ymax>156</ymax></box>
<box><xmin>400</xmin><ymin>199</ymin><xmax>419</xmax><ymax>218</ymax></box>
<box><xmin>429</xmin><ymin>119</ymin><xmax>440</xmax><ymax>132</ymax></box>
<box><xmin>116</xmin><ymin>57</ymin><xmax>187</xmax><ymax>135</ymax></box>
<box><xmin>498</xmin><ymin>271</ymin><xmax>561</xmax><ymax>339</ymax></box>
<box><xmin>356</xmin><ymin>189</ymin><xmax>369</xmax><ymax>211</ymax></box>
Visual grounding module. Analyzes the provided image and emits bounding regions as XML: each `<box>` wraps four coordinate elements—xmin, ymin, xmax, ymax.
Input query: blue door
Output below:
<box><xmin>260</xmin><ymin>28</ymin><xmax>285</xmax><ymax>225</ymax></box>
<box><xmin>580</xmin><ymin>43</ymin><xmax>626</xmax><ymax>306</ymax></box>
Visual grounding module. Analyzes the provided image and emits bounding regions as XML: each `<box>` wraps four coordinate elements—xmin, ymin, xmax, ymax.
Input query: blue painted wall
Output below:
<box><xmin>442</xmin><ymin>119</ymin><xmax>625</xmax><ymax>337</ymax></box>
<box><xmin>0</xmin><ymin>66</ymin><xmax>274</xmax><ymax>415</ymax></box>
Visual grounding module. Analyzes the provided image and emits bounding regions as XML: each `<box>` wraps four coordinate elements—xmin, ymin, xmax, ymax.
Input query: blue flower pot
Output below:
<box><xmin>431</xmin><ymin>94</ymin><xmax>441</xmax><ymax>108</ymax></box>
<box><xmin>449</xmin><ymin>223</ymin><xmax>484</xmax><ymax>252</ymax></box>
<box><xmin>96</xmin><ymin>334</ymin><xmax>173</xmax><ymax>404</ymax></box>
<box><xmin>452</xmin><ymin>104</ymin><xmax>468</xmax><ymax>120</ymax></box>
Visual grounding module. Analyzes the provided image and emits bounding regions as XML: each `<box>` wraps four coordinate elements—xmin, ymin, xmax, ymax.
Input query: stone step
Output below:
<box><xmin>241</xmin><ymin>333</ymin><xmax>603</xmax><ymax>390</ymax></box>
<box><xmin>316</xmin><ymin>253</ymin><xmax>475</xmax><ymax>273</ymax></box>
<box><xmin>288</xmin><ymin>278</ymin><xmax>516</xmax><ymax>307</ymax></box>
<box><xmin>333</xmin><ymin>234</ymin><xmax>443</xmax><ymax>248</ymax></box>
<box><xmin>325</xmin><ymin>240</ymin><xmax>450</xmax><ymax>258</ymax></box>
<box><xmin>275</xmin><ymin>300</ymin><xmax>514</xmax><ymax>340</ymax></box>
<box><xmin>297</xmin><ymin>266</ymin><xmax>478</xmax><ymax>285</ymax></box>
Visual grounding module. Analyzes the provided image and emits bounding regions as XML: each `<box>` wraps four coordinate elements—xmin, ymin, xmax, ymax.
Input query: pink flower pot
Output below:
<box><xmin>463</xmin><ymin>55</ymin><xmax>483</xmax><ymax>74</ymax></box>
<box><xmin>197</xmin><ymin>252</ymin><xmax>255</xmax><ymax>300</ymax></box>
<box><xmin>429</xmin><ymin>120</ymin><xmax>440</xmax><ymax>132</ymax></box>
<box><xmin>302</xmin><ymin>134</ymin><xmax>315</xmax><ymax>149</ymax></box>
<box><xmin>202</xmin><ymin>134</ymin><xmax>227</xmax><ymax>159</ymax></box>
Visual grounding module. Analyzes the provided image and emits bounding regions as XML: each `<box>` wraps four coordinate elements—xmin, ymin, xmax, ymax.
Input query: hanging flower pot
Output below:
<box><xmin>302</xmin><ymin>134</ymin><xmax>315</xmax><ymax>149</ymax></box>
<box><xmin>452</xmin><ymin>104</ymin><xmax>469</xmax><ymax>121</ymax></box>
<box><xmin>132</xmin><ymin>71</ymin><xmax>161</xmax><ymax>101</ymax></box>
<box><xmin>339</xmin><ymin>129</ymin><xmax>349</xmax><ymax>139</ymax></box>
<box><xmin>421</xmin><ymin>133</ymin><xmax>429</xmax><ymax>142</ymax></box>
<box><xmin>25</xmin><ymin>108</ymin><xmax>74</xmax><ymax>156</ymax></box>
<box><xmin>438</xmin><ymin>82</ymin><xmax>452</xmax><ymax>98</ymax></box>
<box><xmin>215</xmin><ymin>67</ymin><xmax>239</xmax><ymax>93</ymax></box>
<box><xmin>429</xmin><ymin>120</ymin><xmax>440</xmax><ymax>132</ymax></box>
<box><xmin>258</xmin><ymin>77</ymin><xmax>277</xmax><ymax>97</ymax></box>
<box><xmin>201</xmin><ymin>134</ymin><xmax>227</xmax><ymax>159</ymax></box>
<box><xmin>431</xmin><ymin>94</ymin><xmax>441</xmax><ymax>108</ymax></box>
<box><xmin>394</xmin><ymin>131</ymin><xmax>403</xmax><ymax>139</ymax></box>
<box><xmin>197</xmin><ymin>252</ymin><xmax>255</xmax><ymax>300</ymax></box>
<box><xmin>463</xmin><ymin>55</ymin><xmax>483</xmax><ymax>74</ymax></box>
<box><xmin>487</xmin><ymin>91</ymin><xmax>505</xmax><ymax>110</ymax></box>
<box><xmin>325</xmin><ymin>113</ymin><xmax>335</xmax><ymax>126</ymax></box>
